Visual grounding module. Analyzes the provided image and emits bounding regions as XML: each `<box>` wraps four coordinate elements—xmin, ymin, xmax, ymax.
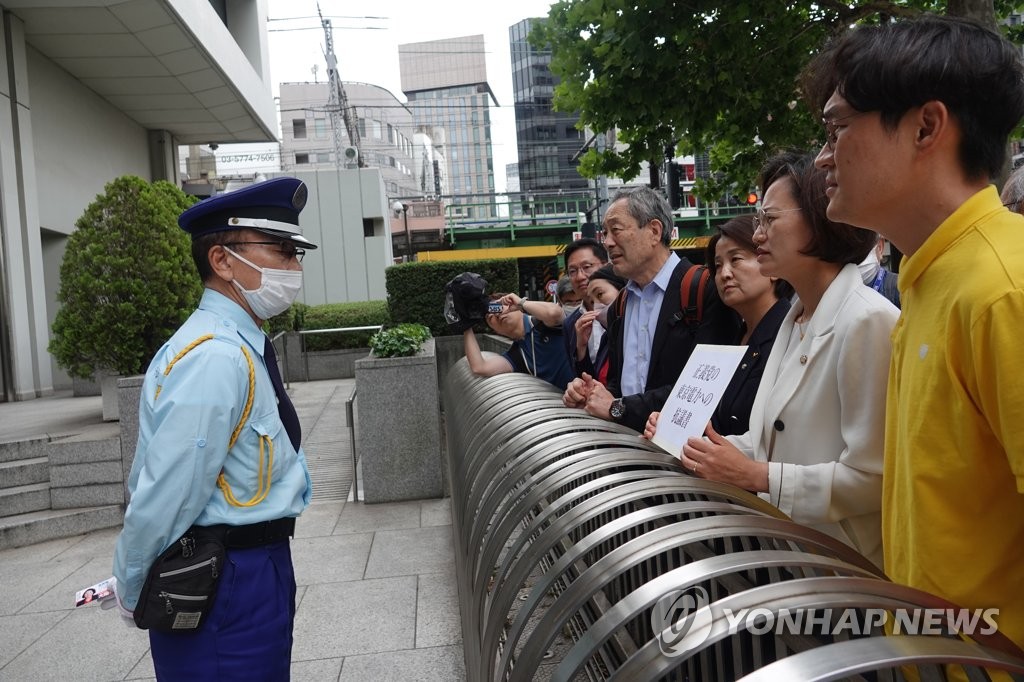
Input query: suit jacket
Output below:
<box><xmin>606</xmin><ymin>257</ymin><xmax>739</xmax><ymax>431</ymax></box>
<box><xmin>563</xmin><ymin>306</ymin><xmax>611</xmax><ymax>381</ymax></box>
<box><xmin>711</xmin><ymin>297</ymin><xmax>791</xmax><ymax>436</ymax></box>
<box><xmin>727</xmin><ymin>264</ymin><xmax>899</xmax><ymax>568</ymax></box>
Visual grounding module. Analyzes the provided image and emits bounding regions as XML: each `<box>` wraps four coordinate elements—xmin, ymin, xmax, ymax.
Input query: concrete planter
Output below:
<box><xmin>117</xmin><ymin>375</ymin><xmax>144</xmax><ymax>503</ymax></box>
<box><xmin>282</xmin><ymin>333</ymin><xmax>369</xmax><ymax>381</ymax></box>
<box><xmin>433</xmin><ymin>335</ymin><xmax>464</xmax><ymax>414</ymax></box>
<box><xmin>355</xmin><ymin>338</ymin><xmax>442</xmax><ymax>503</ymax></box>
<box><xmin>100</xmin><ymin>371</ymin><xmax>122</xmax><ymax>421</ymax></box>
<box><xmin>72</xmin><ymin>375</ymin><xmax>101</xmax><ymax>397</ymax></box>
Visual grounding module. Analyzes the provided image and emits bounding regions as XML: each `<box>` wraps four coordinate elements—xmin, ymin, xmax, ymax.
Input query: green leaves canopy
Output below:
<box><xmin>535</xmin><ymin>0</ymin><xmax>1012</xmax><ymax>199</ymax></box>
<box><xmin>49</xmin><ymin>176</ymin><xmax>201</xmax><ymax>379</ymax></box>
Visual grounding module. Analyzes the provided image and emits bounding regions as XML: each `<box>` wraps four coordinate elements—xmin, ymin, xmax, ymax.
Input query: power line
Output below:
<box><xmin>277</xmin><ymin>101</ymin><xmax>571</xmax><ymax>112</ymax></box>
<box><xmin>268</xmin><ymin>14</ymin><xmax>389</xmax><ymax>21</ymax></box>
<box><xmin>269</xmin><ymin>26</ymin><xmax>385</xmax><ymax>32</ymax></box>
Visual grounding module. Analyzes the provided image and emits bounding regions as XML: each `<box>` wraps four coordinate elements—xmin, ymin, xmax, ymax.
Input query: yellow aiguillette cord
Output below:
<box><xmin>156</xmin><ymin>335</ymin><xmax>272</xmax><ymax>507</ymax></box>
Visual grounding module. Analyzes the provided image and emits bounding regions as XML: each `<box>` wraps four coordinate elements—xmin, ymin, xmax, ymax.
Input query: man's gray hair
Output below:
<box><xmin>555</xmin><ymin>276</ymin><xmax>574</xmax><ymax>300</ymax></box>
<box><xmin>1000</xmin><ymin>165</ymin><xmax>1024</xmax><ymax>214</ymax></box>
<box><xmin>609</xmin><ymin>186</ymin><xmax>674</xmax><ymax>246</ymax></box>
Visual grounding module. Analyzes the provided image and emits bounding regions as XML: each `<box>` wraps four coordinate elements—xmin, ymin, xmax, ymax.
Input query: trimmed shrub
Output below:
<box><xmin>266</xmin><ymin>302</ymin><xmax>307</xmax><ymax>336</ymax></box>
<box><xmin>369</xmin><ymin>323</ymin><xmax>432</xmax><ymax>358</ymax></box>
<box><xmin>300</xmin><ymin>300</ymin><xmax>390</xmax><ymax>351</ymax></box>
<box><xmin>386</xmin><ymin>258</ymin><xmax>519</xmax><ymax>336</ymax></box>
<box><xmin>49</xmin><ymin>176</ymin><xmax>200</xmax><ymax>379</ymax></box>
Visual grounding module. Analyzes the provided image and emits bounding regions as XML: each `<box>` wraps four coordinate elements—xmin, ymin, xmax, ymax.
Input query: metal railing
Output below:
<box><xmin>274</xmin><ymin>328</ymin><xmax>371</xmax><ymax>502</ymax></box>
<box><xmin>346</xmin><ymin>383</ymin><xmax>359</xmax><ymax>502</ymax></box>
<box><xmin>442</xmin><ymin>361</ymin><xmax>1024</xmax><ymax>682</ymax></box>
<box><xmin>279</xmin><ymin>325</ymin><xmax>384</xmax><ymax>387</ymax></box>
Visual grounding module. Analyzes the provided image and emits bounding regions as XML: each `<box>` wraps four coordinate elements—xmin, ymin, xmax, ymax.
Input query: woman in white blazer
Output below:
<box><xmin>647</xmin><ymin>151</ymin><xmax>898</xmax><ymax>568</ymax></box>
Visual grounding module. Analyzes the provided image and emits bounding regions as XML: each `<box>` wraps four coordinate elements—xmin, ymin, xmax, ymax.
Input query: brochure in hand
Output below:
<box><xmin>75</xmin><ymin>577</ymin><xmax>115</xmax><ymax>607</ymax></box>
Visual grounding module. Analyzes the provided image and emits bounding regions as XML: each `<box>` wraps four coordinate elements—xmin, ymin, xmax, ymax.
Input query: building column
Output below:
<box><xmin>148</xmin><ymin>129</ymin><xmax>180</xmax><ymax>184</ymax></box>
<box><xmin>0</xmin><ymin>9</ymin><xmax>53</xmax><ymax>400</ymax></box>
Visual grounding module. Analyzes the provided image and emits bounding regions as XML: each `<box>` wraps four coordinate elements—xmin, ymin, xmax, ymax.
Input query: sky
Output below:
<box><xmin>212</xmin><ymin>0</ymin><xmax>559</xmax><ymax>193</ymax></box>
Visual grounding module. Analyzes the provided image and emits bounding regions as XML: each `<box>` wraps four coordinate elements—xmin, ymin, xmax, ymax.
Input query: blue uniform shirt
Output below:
<box><xmin>113</xmin><ymin>289</ymin><xmax>311</xmax><ymax>610</ymax></box>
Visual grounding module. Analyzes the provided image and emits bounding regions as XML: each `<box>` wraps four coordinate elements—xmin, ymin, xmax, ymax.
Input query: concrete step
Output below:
<box><xmin>0</xmin><ymin>436</ymin><xmax>49</xmax><ymax>464</ymax></box>
<box><xmin>0</xmin><ymin>505</ymin><xmax>123</xmax><ymax>551</ymax></box>
<box><xmin>0</xmin><ymin>456</ymin><xmax>49</xmax><ymax>488</ymax></box>
<box><xmin>0</xmin><ymin>482</ymin><xmax>51</xmax><ymax>516</ymax></box>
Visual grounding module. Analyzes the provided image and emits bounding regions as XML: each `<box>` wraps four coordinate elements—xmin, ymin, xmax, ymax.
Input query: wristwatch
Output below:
<box><xmin>517</xmin><ymin>297</ymin><xmax>529</xmax><ymax>312</ymax></box>
<box><xmin>609</xmin><ymin>398</ymin><xmax>626</xmax><ymax>421</ymax></box>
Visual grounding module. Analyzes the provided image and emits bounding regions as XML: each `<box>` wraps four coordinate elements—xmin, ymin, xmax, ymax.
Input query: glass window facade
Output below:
<box><xmin>509</xmin><ymin>18</ymin><xmax>590</xmax><ymax>202</ymax></box>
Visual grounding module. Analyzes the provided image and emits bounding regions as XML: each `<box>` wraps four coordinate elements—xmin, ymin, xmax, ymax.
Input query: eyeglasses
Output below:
<box><xmin>753</xmin><ymin>208</ymin><xmax>802</xmax><ymax>234</ymax></box>
<box><xmin>1003</xmin><ymin>200</ymin><xmax>1021</xmax><ymax>212</ymax></box>
<box><xmin>567</xmin><ymin>262</ymin><xmax>600</xmax><ymax>278</ymax></box>
<box><xmin>822</xmin><ymin>111</ymin><xmax>866</xmax><ymax>150</ymax></box>
<box><xmin>225</xmin><ymin>241</ymin><xmax>305</xmax><ymax>262</ymax></box>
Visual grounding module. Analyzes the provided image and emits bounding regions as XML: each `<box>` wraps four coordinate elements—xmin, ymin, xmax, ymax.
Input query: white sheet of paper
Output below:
<box><xmin>651</xmin><ymin>344</ymin><xmax>747</xmax><ymax>458</ymax></box>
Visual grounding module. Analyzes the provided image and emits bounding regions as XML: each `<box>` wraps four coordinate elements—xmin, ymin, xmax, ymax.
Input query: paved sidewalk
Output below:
<box><xmin>0</xmin><ymin>379</ymin><xmax>465</xmax><ymax>681</ymax></box>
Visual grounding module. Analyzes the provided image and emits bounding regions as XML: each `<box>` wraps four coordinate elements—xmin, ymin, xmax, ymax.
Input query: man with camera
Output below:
<box><xmin>446</xmin><ymin>272</ymin><xmax>574</xmax><ymax>388</ymax></box>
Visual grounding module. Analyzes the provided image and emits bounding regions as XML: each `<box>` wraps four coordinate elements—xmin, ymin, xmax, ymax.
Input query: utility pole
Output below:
<box><xmin>595</xmin><ymin>132</ymin><xmax>609</xmax><ymax>224</ymax></box>
<box><xmin>319</xmin><ymin>5</ymin><xmax>363</xmax><ymax>167</ymax></box>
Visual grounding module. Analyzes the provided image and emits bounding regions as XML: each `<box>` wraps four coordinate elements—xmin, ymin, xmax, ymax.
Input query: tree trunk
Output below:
<box><xmin>946</xmin><ymin>0</ymin><xmax>1011</xmax><ymax>188</ymax></box>
<box><xmin>945</xmin><ymin>0</ymin><xmax>997</xmax><ymax>28</ymax></box>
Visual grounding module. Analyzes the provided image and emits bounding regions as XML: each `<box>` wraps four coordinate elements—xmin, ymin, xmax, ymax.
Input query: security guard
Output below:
<box><xmin>113</xmin><ymin>177</ymin><xmax>318</xmax><ymax>680</ymax></box>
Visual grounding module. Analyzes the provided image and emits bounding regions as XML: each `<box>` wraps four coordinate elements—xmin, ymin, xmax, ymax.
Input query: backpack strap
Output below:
<box><xmin>680</xmin><ymin>264</ymin><xmax>710</xmax><ymax>327</ymax></box>
<box><xmin>612</xmin><ymin>264</ymin><xmax>709</xmax><ymax>327</ymax></box>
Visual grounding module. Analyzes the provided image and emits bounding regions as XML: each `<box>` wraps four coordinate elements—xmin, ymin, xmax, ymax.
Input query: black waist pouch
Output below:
<box><xmin>133</xmin><ymin>528</ymin><xmax>226</xmax><ymax>632</ymax></box>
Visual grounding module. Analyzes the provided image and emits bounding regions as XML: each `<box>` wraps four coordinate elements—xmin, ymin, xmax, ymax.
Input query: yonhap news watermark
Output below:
<box><xmin>651</xmin><ymin>586</ymin><xmax>1000</xmax><ymax>658</ymax></box>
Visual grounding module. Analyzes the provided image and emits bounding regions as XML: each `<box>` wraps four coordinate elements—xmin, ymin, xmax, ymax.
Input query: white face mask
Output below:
<box><xmin>561</xmin><ymin>303</ymin><xmax>581</xmax><ymax>316</ymax></box>
<box><xmin>225</xmin><ymin>247</ymin><xmax>303</xmax><ymax>319</ymax></box>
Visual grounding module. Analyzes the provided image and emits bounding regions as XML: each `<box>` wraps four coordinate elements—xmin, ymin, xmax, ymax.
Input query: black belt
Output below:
<box><xmin>196</xmin><ymin>517</ymin><xmax>296</xmax><ymax>549</ymax></box>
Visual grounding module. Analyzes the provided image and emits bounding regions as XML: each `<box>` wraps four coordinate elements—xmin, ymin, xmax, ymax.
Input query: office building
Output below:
<box><xmin>399</xmin><ymin>35</ymin><xmax>497</xmax><ymax>219</ymax></box>
<box><xmin>278</xmin><ymin>81</ymin><xmax>428</xmax><ymax>197</ymax></box>
<box><xmin>509</xmin><ymin>18</ymin><xmax>589</xmax><ymax>207</ymax></box>
<box><xmin>0</xmin><ymin>0</ymin><xmax>277</xmax><ymax>400</ymax></box>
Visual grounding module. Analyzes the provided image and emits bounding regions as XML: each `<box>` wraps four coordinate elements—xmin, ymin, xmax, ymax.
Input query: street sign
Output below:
<box><xmin>545</xmin><ymin>279</ymin><xmax>558</xmax><ymax>297</ymax></box>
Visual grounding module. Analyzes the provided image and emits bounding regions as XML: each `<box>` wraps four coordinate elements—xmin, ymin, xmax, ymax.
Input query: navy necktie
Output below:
<box><xmin>264</xmin><ymin>336</ymin><xmax>301</xmax><ymax>450</ymax></box>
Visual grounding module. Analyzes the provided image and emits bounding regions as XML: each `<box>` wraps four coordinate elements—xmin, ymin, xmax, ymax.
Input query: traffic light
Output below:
<box><xmin>667</xmin><ymin>162</ymin><xmax>682</xmax><ymax>209</ymax></box>
<box><xmin>745</xmin><ymin>192</ymin><xmax>759</xmax><ymax>205</ymax></box>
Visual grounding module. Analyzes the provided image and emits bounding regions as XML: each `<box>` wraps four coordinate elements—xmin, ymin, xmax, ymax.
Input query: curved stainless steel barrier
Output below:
<box><xmin>443</xmin><ymin>361</ymin><xmax>1024</xmax><ymax>681</ymax></box>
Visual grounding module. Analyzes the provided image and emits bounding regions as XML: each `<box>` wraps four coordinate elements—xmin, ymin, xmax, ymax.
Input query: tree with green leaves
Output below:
<box><xmin>535</xmin><ymin>0</ymin><xmax>1020</xmax><ymax>200</ymax></box>
<box><xmin>49</xmin><ymin>175</ymin><xmax>201</xmax><ymax>379</ymax></box>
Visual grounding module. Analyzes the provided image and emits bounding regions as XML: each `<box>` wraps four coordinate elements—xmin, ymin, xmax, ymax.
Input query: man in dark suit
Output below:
<box><xmin>563</xmin><ymin>186</ymin><xmax>737</xmax><ymax>431</ymax></box>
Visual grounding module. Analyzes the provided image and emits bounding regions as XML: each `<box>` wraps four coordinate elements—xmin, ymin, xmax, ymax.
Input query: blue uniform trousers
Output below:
<box><xmin>149</xmin><ymin>540</ymin><xmax>295</xmax><ymax>681</ymax></box>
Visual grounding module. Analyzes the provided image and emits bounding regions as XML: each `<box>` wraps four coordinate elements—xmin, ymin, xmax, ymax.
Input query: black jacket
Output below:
<box><xmin>563</xmin><ymin>306</ymin><xmax>611</xmax><ymax>380</ymax></box>
<box><xmin>605</xmin><ymin>257</ymin><xmax>740</xmax><ymax>431</ymax></box>
<box><xmin>711</xmin><ymin>298</ymin><xmax>791</xmax><ymax>436</ymax></box>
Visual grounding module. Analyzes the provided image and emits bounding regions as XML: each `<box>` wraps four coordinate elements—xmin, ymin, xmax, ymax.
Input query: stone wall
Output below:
<box><xmin>356</xmin><ymin>338</ymin><xmax>442</xmax><ymax>503</ymax></box>
<box><xmin>282</xmin><ymin>333</ymin><xmax>369</xmax><ymax>381</ymax></box>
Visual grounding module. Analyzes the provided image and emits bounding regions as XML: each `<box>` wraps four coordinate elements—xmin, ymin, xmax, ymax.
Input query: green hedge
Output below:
<box><xmin>287</xmin><ymin>300</ymin><xmax>390</xmax><ymax>351</ymax></box>
<box><xmin>386</xmin><ymin>258</ymin><xmax>519</xmax><ymax>336</ymax></box>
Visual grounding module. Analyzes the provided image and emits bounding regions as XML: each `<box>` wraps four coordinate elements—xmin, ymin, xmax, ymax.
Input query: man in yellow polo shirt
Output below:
<box><xmin>803</xmin><ymin>16</ymin><xmax>1024</xmax><ymax>651</ymax></box>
